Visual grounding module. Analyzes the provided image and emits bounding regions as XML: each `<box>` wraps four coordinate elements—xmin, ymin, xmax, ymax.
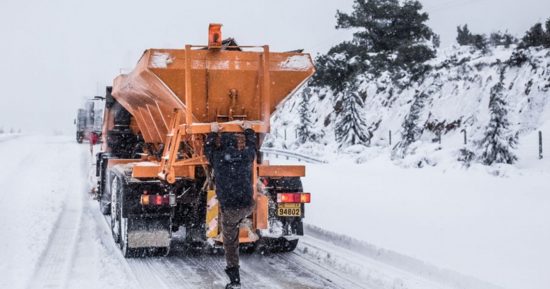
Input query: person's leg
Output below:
<box><xmin>221</xmin><ymin>205</ymin><xmax>254</xmax><ymax>287</ymax></box>
<box><xmin>221</xmin><ymin>207</ymin><xmax>244</xmax><ymax>269</ymax></box>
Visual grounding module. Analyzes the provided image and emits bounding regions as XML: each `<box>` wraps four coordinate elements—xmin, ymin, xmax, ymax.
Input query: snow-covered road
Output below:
<box><xmin>0</xmin><ymin>135</ymin><xmax>503</xmax><ymax>289</ymax></box>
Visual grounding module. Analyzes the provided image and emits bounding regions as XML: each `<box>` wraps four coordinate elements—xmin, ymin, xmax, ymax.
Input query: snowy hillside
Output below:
<box><xmin>267</xmin><ymin>45</ymin><xmax>550</xmax><ymax>167</ymax></box>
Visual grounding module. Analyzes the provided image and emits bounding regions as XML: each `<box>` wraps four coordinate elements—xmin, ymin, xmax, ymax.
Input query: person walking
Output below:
<box><xmin>204</xmin><ymin>121</ymin><xmax>256</xmax><ymax>289</ymax></box>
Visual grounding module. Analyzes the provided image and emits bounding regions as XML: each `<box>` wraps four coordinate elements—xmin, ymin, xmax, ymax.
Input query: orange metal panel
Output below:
<box><xmin>111</xmin><ymin>47</ymin><xmax>315</xmax><ymax>144</ymax></box>
<box><xmin>183</xmin><ymin>122</ymin><xmax>269</xmax><ymax>135</ymax></box>
<box><xmin>107</xmin><ymin>159</ymin><xmax>139</xmax><ymax>169</ymax></box>
<box><xmin>132</xmin><ymin>163</ymin><xmax>161</xmax><ymax>178</ymax></box>
<box><xmin>132</xmin><ymin>162</ymin><xmax>196</xmax><ymax>179</ymax></box>
<box><xmin>255</xmin><ymin>194</ymin><xmax>269</xmax><ymax>230</ymax></box>
<box><xmin>172</xmin><ymin>156</ymin><xmax>208</xmax><ymax>167</ymax></box>
<box><xmin>261</xmin><ymin>46</ymin><xmax>271</xmax><ymax>130</ymax></box>
<box><xmin>257</xmin><ymin>165</ymin><xmax>305</xmax><ymax>177</ymax></box>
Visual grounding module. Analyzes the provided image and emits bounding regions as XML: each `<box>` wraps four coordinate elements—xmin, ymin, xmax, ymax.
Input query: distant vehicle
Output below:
<box><xmin>75</xmin><ymin>97</ymin><xmax>104</xmax><ymax>143</ymax></box>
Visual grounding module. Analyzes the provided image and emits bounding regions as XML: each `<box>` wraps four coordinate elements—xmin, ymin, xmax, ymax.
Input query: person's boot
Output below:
<box><xmin>224</xmin><ymin>266</ymin><xmax>241</xmax><ymax>289</ymax></box>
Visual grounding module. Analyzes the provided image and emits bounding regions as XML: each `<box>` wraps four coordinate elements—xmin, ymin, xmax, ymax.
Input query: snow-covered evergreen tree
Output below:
<box><xmin>456</xmin><ymin>24</ymin><xmax>473</xmax><ymax>46</ymax></box>
<box><xmin>334</xmin><ymin>85</ymin><xmax>369</xmax><ymax>148</ymax></box>
<box><xmin>297</xmin><ymin>87</ymin><xmax>314</xmax><ymax>144</ymax></box>
<box><xmin>478</xmin><ymin>72</ymin><xmax>518</xmax><ymax>165</ymax></box>
<box><xmin>520</xmin><ymin>22</ymin><xmax>547</xmax><ymax>48</ymax></box>
<box><xmin>392</xmin><ymin>90</ymin><xmax>428</xmax><ymax>158</ymax></box>
<box><xmin>456</xmin><ymin>24</ymin><xmax>488</xmax><ymax>51</ymax></box>
<box><xmin>313</xmin><ymin>0</ymin><xmax>437</xmax><ymax>90</ymax></box>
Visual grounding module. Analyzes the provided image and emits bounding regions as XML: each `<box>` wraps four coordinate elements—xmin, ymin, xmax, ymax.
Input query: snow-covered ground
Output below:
<box><xmin>0</xmin><ymin>134</ymin><xmax>136</xmax><ymax>289</ymax></box>
<box><xmin>0</xmin><ymin>134</ymin><xmax>516</xmax><ymax>289</ymax></box>
<box><xmin>267</xmin><ymin>130</ymin><xmax>550</xmax><ymax>289</ymax></box>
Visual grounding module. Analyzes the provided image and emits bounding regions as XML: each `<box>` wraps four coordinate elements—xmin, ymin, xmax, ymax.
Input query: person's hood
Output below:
<box><xmin>220</xmin><ymin>133</ymin><xmax>237</xmax><ymax>149</ymax></box>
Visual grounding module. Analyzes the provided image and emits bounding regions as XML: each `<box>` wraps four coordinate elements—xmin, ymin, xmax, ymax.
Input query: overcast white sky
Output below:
<box><xmin>1</xmin><ymin>0</ymin><xmax>549</xmax><ymax>133</ymax></box>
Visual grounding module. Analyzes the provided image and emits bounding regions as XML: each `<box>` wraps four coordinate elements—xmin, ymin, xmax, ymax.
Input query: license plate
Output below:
<box><xmin>277</xmin><ymin>203</ymin><xmax>301</xmax><ymax>217</ymax></box>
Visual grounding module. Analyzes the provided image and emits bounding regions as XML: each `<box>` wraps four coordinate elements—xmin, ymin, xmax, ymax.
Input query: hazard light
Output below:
<box><xmin>277</xmin><ymin>193</ymin><xmax>311</xmax><ymax>203</ymax></box>
<box><xmin>140</xmin><ymin>194</ymin><xmax>176</xmax><ymax>207</ymax></box>
<box><xmin>208</xmin><ymin>23</ymin><xmax>222</xmax><ymax>49</ymax></box>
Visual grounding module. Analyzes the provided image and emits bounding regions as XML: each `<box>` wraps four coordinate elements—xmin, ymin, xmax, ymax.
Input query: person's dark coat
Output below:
<box><xmin>204</xmin><ymin>129</ymin><xmax>256</xmax><ymax>209</ymax></box>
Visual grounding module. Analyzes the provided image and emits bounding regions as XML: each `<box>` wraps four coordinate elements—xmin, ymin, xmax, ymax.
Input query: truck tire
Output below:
<box><xmin>120</xmin><ymin>217</ymin><xmax>141</xmax><ymax>258</ymax></box>
<box><xmin>110</xmin><ymin>176</ymin><xmax>121</xmax><ymax>244</ymax></box>
<box><xmin>281</xmin><ymin>239</ymin><xmax>299</xmax><ymax>253</ymax></box>
<box><xmin>99</xmin><ymin>195</ymin><xmax>110</xmax><ymax>215</ymax></box>
<box><xmin>99</xmin><ymin>170</ymin><xmax>112</xmax><ymax>215</ymax></box>
<box><xmin>77</xmin><ymin>132</ymin><xmax>83</xmax><ymax>143</ymax></box>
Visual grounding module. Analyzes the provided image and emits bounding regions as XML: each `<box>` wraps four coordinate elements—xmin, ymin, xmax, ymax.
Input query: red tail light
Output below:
<box><xmin>277</xmin><ymin>193</ymin><xmax>311</xmax><ymax>203</ymax></box>
<box><xmin>154</xmin><ymin>195</ymin><xmax>163</xmax><ymax>205</ymax></box>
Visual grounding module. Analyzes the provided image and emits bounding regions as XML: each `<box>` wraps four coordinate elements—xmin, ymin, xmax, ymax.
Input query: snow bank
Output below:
<box><xmin>266</xmin><ymin>155</ymin><xmax>550</xmax><ymax>289</ymax></box>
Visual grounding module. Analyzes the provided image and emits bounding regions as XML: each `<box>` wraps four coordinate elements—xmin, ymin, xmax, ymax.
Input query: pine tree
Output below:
<box><xmin>334</xmin><ymin>85</ymin><xmax>369</xmax><ymax>147</ymax></box>
<box><xmin>392</xmin><ymin>91</ymin><xmax>428</xmax><ymax>158</ymax></box>
<box><xmin>456</xmin><ymin>24</ymin><xmax>473</xmax><ymax>45</ymax></box>
<box><xmin>545</xmin><ymin>18</ymin><xmax>550</xmax><ymax>47</ymax></box>
<box><xmin>297</xmin><ymin>87</ymin><xmax>314</xmax><ymax>144</ymax></box>
<box><xmin>502</xmin><ymin>32</ymin><xmax>518</xmax><ymax>48</ymax></box>
<box><xmin>313</xmin><ymin>0</ymin><xmax>436</xmax><ymax>87</ymax></box>
<box><xmin>488</xmin><ymin>31</ymin><xmax>517</xmax><ymax>47</ymax></box>
<box><xmin>456</xmin><ymin>24</ymin><xmax>488</xmax><ymax>51</ymax></box>
<box><xmin>479</xmin><ymin>73</ymin><xmax>518</xmax><ymax>165</ymax></box>
<box><xmin>521</xmin><ymin>22</ymin><xmax>546</xmax><ymax>48</ymax></box>
<box><xmin>489</xmin><ymin>31</ymin><xmax>504</xmax><ymax>46</ymax></box>
<box><xmin>472</xmin><ymin>34</ymin><xmax>488</xmax><ymax>52</ymax></box>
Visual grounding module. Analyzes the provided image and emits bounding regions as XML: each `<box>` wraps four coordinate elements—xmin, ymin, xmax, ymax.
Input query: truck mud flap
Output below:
<box><xmin>127</xmin><ymin>217</ymin><xmax>171</xmax><ymax>248</ymax></box>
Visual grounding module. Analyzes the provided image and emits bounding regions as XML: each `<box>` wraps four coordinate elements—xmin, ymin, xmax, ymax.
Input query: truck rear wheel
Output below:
<box><xmin>110</xmin><ymin>176</ymin><xmax>121</xmax><ymax>244</ymax></box>
<box><xmin>281</xmin><ymin>239</ymin><xmax>299</xmax><ymax>252</ymax></box>
<box><xmin>99</xmin><ymin>195</ymin><xmax>110</xmax><ymax>215</ymax></box>
<box><xmin>120</xmin><ymin>217</ymin><xmax>141</xmax><ymax>258</ymax></box>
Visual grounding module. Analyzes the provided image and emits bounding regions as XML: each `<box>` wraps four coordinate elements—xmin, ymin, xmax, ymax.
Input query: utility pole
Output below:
<box><xmin>389</xmin><ymin>130</ymin><xmax>392</xmax><ymax>146</ymax></box>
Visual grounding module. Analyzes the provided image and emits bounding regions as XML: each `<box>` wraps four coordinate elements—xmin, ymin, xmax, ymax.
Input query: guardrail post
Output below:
<box><xmin>539</xmin><ymin>130</ymin><xmax>543</xmax><ymax>160</ymax></box>
<box><xmin>389</xmin><ymin>130</ymin><xmax>392</xmax><ymax>146</ymax></box>
<box><xmin>462</xmin><ymin>129</ymin><xmax>467</xmax><ymax>145</ymax></box>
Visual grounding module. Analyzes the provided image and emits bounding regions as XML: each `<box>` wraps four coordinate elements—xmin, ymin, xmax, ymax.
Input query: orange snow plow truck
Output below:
<box><xmin>95</xmin><ymin>24</ymin><xmax>315</xmax><ymax>257</ymax></box>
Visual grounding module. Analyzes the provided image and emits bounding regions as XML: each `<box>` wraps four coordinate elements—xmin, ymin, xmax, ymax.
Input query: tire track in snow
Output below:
<box><xmin>26</xmin><ymin>189</ymin><xmax>83</xmax><ymax>289</ymax></box>
<box><xmin>274</xmin><ymin>253</ymin><xmax>367</xmax><ymax>289</ymax></box>
<box><xmin>25</xmin><ymin>137</ymin><xmax>88</xmax><ymax>289</ymax></box>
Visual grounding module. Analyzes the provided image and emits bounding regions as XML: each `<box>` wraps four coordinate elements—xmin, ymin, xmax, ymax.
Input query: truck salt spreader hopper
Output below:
<box><xmin>95</xmin><ymin>24</ymin><xmax>315</xmax><ymax>257</ymax></box>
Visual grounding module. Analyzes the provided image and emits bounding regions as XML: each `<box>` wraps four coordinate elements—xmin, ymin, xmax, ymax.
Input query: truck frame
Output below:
<box><xmin>95</xmin><ymin>24</ymin><xmax>315</xmax><ymax>257</ymax></box>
